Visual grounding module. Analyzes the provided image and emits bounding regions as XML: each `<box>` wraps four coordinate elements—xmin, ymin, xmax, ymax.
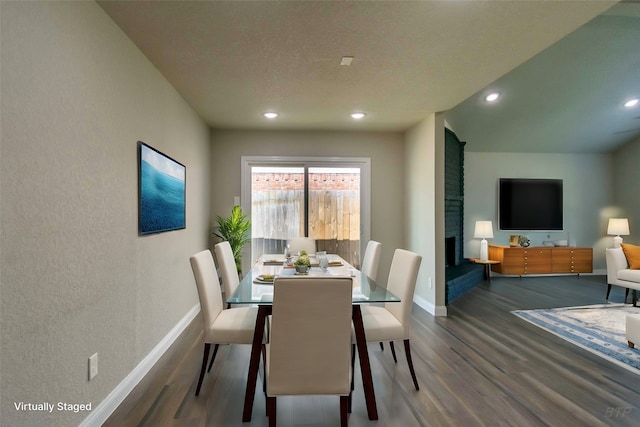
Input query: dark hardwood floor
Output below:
<box><xmin>104</xmin><ymin>275</ymin><xmax>640</xmax><ymax>426</ymax></box>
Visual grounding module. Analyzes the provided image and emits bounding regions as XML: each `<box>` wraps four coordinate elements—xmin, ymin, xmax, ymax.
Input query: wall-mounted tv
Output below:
<box><xmin>499</xmin><ymin>178</ymin><xmax>563</xmax><ymax>231</ymax></box>
<box><xmin>138</xmin><ymin>141</ymin><xmax>186</xmax><ymax>235</ymax></box>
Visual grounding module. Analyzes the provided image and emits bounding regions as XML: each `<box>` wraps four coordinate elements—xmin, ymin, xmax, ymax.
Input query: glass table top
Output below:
<box><xmin>227</xmin><ymin>254</ymin><xmax>400</xmax><ymax>305</ymax></box>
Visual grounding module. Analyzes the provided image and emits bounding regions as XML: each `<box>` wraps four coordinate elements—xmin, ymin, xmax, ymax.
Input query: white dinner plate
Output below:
<box><xmin>253</xmin><ymin>275</ymin><xmax>275</xmax><ymax>284</ymax></box>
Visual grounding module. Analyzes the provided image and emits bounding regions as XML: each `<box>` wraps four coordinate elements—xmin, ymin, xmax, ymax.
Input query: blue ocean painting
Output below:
<box><xmin>139</xmin><ymin>144</ymin><xmax>186</xmax><ymax>234</ymax></box>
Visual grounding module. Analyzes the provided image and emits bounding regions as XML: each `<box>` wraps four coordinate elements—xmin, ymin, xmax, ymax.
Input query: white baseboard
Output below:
<box><xmin>79</xmin><ymin>304</ymin><xmax>200</xmax><ymax>427</ymax></box>
<box><xmin>413</xmin><ymin>295</ymin><xmax>447</xmax><ymax>317</ymax></box>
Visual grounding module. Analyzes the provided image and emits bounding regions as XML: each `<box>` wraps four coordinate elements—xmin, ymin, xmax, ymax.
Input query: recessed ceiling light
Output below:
<box><xmin>350</xmin><ymin>112</ymin><xmax>366</xmax><ymax>120</ymax></box>
<box><xmin>263</xmin><ymin>112</ymin><xmax>278</xmax><ymax>119</ymax></box>
<box><xmin>485</xmin><ymin>92</ymin><xmax>500</xmax><ymax>102</ymax></box>
<box><xmin>624</xmin><ymin>98</ymin><xmax>639</xmax><ymax>108</ymax></box>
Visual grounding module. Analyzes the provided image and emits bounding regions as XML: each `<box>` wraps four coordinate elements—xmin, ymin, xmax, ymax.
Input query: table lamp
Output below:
<box><xmin>607</xmin><ymin>218</ymin><xmax>630</xmax><ymax>248</ymax></box>
<box><xmin>474</xmin><ymin>220</ymin><xmax>494</xmax><ymax>262</ymax></box>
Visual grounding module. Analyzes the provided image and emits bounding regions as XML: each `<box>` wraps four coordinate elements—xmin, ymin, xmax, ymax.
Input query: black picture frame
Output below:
<box><xmin>138</xmin><ymin>141</ymin><xmax>186</xmax><ymax>235</ymax></box>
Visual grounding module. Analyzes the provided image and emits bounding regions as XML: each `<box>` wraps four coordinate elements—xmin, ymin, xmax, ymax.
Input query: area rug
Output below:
<box><xmin>512</xmin><ymin>303</ymin><xmax>640</xmax><ymax>374</ymax></box>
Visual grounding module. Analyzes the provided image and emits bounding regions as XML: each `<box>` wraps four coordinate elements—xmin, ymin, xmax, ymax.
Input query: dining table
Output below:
<box><xmin>228</xmin><ymin>253</ymin><xmax>400</xmax><ymax>422</ymax></box>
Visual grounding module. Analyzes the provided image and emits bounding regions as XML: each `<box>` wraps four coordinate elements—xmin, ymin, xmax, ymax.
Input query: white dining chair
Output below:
<box><xmin>189</xmin><ymin>249</ymin><xmax>259</xmax><ymax>396</ymax></box>
<box><xmin>287</xmin><ymin>237</ymin><xmax>317</xmax><ymax>255</ymax></box>
<box><xmin>361</xmin><ymin>240</ymin><xmax>382</xmax><ymax>282</ymax></box>
<box><xmin>359</xmin><ymin>240</ymin><xmax>385</xmax><ymax>350</ymax></box>
<box><xmin>214</xmin><ymin>241</ymin><xmax>240</xmax><ymax>308</ymax></box>
<box><xmin>360</xmin><ymin>248</ymin><xmax>422</xmax><ymax>390</ymax></box>
<box><xmin>266</xmin><ymin>276</ymin><xmax>353</xmax><ymax>426</ymax></box>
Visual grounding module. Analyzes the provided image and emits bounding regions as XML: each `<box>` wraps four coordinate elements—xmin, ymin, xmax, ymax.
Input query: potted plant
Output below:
<box><xmin>294</xmin><ymin>253</ymin><xmax>311</xmax><ymax>274</ymax></box>
<box><xmin>213</xmin><ymin>206</ymin><xmax>251</xmax><ymax>273</ymax></box>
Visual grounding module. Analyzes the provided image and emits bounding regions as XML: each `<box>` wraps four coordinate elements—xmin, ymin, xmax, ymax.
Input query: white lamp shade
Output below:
<box><xmin>607</xmin><ymin>218</ymin><xmax>630</xmax><ymax>236</ymax></box>
<box><xmin>474</xmin><ymin>221</ymin><xmax>494</xmax><ymax>239</ymax></box>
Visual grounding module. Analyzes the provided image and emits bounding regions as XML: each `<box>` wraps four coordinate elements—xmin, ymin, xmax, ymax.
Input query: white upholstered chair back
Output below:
<box><xmin>189</xmin><ymin>250</ymin><xmax>223</xmax><ymax>333</ymax></box>
<box><xmin>214</xmin><ymin>241</ymin><xmax>240</xmax><ymax>301</ymax></box>
<box><xmin>267</xmin><ymin>277</ymin><xmax>353</xmax><ymax>397</ymax></box>
<box><xmin>287</xmin><ymin>237</ymin><xmax>317</xmax><ymax>255</ymax></box>
<box><xmin>385</xmin><ymin>249</ymin><xmax>422</xmax><ymax>338</ymax></box>
<box><xmin>361</xmin><ymin>240</ymin><xmax>382</xmax><ymax>282</ymax></box>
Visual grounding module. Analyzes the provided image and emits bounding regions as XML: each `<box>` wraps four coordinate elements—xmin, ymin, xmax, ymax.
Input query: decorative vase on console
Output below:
<box><xmin>518</xmin><ymin>235</ymin><xmax>530</xmax><ymax>247</ymax></box>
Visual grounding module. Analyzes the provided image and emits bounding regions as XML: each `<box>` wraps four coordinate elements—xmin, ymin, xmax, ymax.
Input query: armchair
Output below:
<box><xmin>605</xmin><ymin>247</ymin><xmax>640</xmax><ymax>305</ymax></box>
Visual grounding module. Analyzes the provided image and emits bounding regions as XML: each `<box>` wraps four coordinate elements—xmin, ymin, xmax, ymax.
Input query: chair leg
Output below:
<box><xmin>196</xmin><ymin>343</ymin><xmax>211</xmax><ymax>396</ymax></box>
<box><xmin>207</xmin><ymin>343</ymin><xmax>220</xmax><ymax>373</ymax></box>
<box><xmin>404</xmin><ymin>339</ymin><xmax>419</xmax><ymax>391</ymax></box>
<box><xmin>262</xmin><ymin>344</ymin><xmax>267</xmax><ymax>394</ymax></box>
<box><xmin>606</xmin><ymin>284</ymin><xmax>612</xmax><ymax>302</ymax></box>
<box><xmin>626</xmin><ymin>288</ymin><xmax>630</xmax><ymax>303</ymax></box>
<box><xmin>389</xmin><ymin>341</ymin><xmax>398</xmax><ymax>363</ymax></box>
<box><xmin>379</xmin><ymin>342</ymin><xmax>384</xmax><ymax>351</ymax></box>
<box><xmin>340</xmin><ymin>395</ymin><xmax>349</xmax><ymax>427</ymax></box>
<box><xmin>634</xmin><ymin>290</ymin><xmax>638</xmax><ymax>307</ymax></box>
<box><xmin>267</xmin><ymin>396</ymin><xmax>276</xmax><ymax>427</ymax></box>
<box><xmin>350</xmin><ymin>343</ymin><xmax>356</xmax><ymax>392</ymax></box>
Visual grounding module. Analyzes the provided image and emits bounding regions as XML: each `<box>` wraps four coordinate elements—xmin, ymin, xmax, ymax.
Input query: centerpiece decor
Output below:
<box><xmin>294</xmin><ymin>250</ymin><xmax>311</xmax><ymax>274</ymax></box>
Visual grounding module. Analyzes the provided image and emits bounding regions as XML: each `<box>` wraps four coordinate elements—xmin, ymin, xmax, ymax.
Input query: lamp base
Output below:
<box><xmin>614</xmin><ymin>235</ymin><xmax>623</xmax><ymax>248</ymax></box>
<box><xmin>479</xmin><ymin>239</ymin><xmax>488</xmax><ymax>262</ymax></box>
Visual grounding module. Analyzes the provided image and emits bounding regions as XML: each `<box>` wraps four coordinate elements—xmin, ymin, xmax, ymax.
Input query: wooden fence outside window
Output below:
<box><xmin>251</xmin><ymin>171</ymin><xmax>361</xmax><ymax>266</ymax></box>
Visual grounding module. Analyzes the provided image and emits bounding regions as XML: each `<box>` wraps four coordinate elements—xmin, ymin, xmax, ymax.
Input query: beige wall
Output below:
<box><xmin>1</xmin><ymin>2</ymin><xmax>210</xmax><ymax>426</ymax></box>
<box><xmin>405</xmin><ymin>114</ymin><xmax>447</xmax><ymax>315</ymax></box>
<box><xmin>209</xmin><ymin>129</ymin><xmax>405</xmax><ymax>281</ymax></box>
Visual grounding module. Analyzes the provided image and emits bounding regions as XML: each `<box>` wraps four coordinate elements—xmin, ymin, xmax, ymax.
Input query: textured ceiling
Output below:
<box><xmin>98</xmin><ymin>0</ymin><xmax>637</xmax><ymax>153</ymax></box>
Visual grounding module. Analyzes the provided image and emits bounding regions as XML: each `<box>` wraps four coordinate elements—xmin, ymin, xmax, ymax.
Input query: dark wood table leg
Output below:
<box><xmin>352</xmin><ymin>305</ymin><xmax>378</xmax><ymax>420</ymax></box>
<box><xmin>242</xmin><ymin>305</ymin><xmax>270</xmax><ymax>422</ymax></box>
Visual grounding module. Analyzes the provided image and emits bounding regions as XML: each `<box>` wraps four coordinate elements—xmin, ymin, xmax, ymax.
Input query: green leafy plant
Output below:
<box><xmin>294</xmin><ymin>254</ymin><xmax>311</xmax><ymax>267</ymax></box>
<box><xmin>294</xmin><ymin>253</ymin><xmax>311</xmax><ymax>273</ymax></box>
<box><xmin>214</xmin><ymin>206</ymin><xmax>251</xmax><ymax>273</ymax></box>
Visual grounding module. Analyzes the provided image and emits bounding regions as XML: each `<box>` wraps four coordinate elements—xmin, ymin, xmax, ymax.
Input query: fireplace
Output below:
<box><xmin>445</xmin><ymin>128</ymin><xmax>465</xmax><ymax>268</ymax></box>
<box><xmin>445</xmin><ymin>236</ymin><xmax>457</xmax><ymax>267</ymax></box>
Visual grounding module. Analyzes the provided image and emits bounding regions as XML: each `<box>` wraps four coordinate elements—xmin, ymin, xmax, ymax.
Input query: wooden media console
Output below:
<box><xmin>488</xmin><ymin>245</ymin><xmax>592</xmax><ymax>276</ymax></box>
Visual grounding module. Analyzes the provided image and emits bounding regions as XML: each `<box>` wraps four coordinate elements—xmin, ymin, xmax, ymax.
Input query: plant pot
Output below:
<box><xmin>295</xmin><ymin>265</ymin><xmax>309</xmax><ymax>274</ymax></box>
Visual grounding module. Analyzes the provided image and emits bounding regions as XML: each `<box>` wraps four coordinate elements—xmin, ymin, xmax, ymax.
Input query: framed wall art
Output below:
<box><xmin>138</xmin><ymin>141</ymin><xmax>186</xmax><ymax>235</ymax></box>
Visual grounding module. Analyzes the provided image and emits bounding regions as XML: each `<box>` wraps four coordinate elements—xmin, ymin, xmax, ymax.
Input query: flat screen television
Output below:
<box><xmin>499</xmin><ymin>178</ymin><xmax>563</xmax><ymax>231</ymax></box>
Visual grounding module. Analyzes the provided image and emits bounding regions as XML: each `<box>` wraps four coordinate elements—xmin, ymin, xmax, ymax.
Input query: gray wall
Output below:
<box><xmin>464</xmin><ymin>152</ymin><xmax>614</xmax><ymax>271</ymax></box>
<box><xmin>1</xmin><ymin>2</ymin><xmax>210</xmax><ymax>426</ymax></box>
<box><xmin>613</xmin><ymin>136</ymin><xmax>640</xmax><ymax>245</ymax></box>
<box><xmin>209</xmin><ymin>129</ymin><xmax>405</xmax><ymax>285</ymax></box>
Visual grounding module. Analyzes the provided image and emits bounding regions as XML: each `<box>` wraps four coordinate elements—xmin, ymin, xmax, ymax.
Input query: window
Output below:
<box><xmin>242</xmin><ymin>157</ymin><xmax>370</xmax><ymax>267</ymax></box>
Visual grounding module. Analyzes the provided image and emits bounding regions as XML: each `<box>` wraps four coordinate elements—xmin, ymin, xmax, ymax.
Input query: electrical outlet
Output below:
<box><xmin>89</xmin><ymin>353</ymin><xmax>98</xmax><ymax>380</ymax></box>
<box><xmin>428</xmin><ymin>277</ymin><xmax>432</xmax><ymax>289</ymax></box>
<box><xmin>234</xmin><ymin>196</ymin><xmax>240</xmax><ymax>206</ymax></box>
